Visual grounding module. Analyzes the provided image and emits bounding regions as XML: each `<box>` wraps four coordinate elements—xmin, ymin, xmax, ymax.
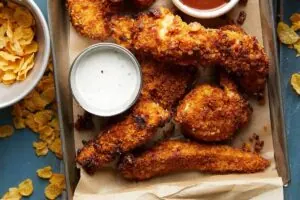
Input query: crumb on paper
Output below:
<box><xmin>75</xmin><ymin>111</ymin><xmax>94</xmax><ymax>131</ymax></box>
<box><xmin>237</xmin><ymin>11</ymin><xmax>247</xmax><ymax>25</ymax></box>
<box><xmin>242</xmin><ymin>133</ymin><xmax>265</xmax><ymax>153</ymax></box>
<box><xmin>263</xmin><ymin>125</ymin><xmax>268</xmax><ymax>132</ymax></box>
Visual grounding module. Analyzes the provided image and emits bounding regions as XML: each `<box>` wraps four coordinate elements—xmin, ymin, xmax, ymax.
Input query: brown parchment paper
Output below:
<box><xmin>69</xmin><ymin>0</ymin><xmax>283</xmax><ymax>199</ymax></box>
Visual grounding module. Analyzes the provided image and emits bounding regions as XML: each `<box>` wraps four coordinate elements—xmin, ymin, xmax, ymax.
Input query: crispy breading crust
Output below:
<box><xmin>66</xmin><ymin>0</ymin><xmax>120</xmax><ymax>40</ymax></box>
<box><xmin>140</xmin><ymin>58</ymin><xmax>196</xmax><ymax>110</ymax></box>
<box><xmin>76</xmin><ymin>99</ymin><xmax>170</xmax><ymax>174</ymax></box>
<box><xmin>175</xmin><ymin>74</ymin><xmax>252</xmax><ymax>142</ymax></box>
<box><xmin>111</xmin><ymin>7</ymin><xmax>269</xmax><ymax>97</ymax></box>
<box><xmin>118</xmin><ymin>140</ymin><xmax>270</xmax><ymax>181</ymax></box>
<box><xmin>76</xmin><ymin>59</ymin><xmax>195</xmax><ymax>173</ymax></box>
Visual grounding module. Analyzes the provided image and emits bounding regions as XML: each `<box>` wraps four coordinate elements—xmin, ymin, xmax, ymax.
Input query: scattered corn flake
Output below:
<box><xmin>33</xmin><ymin>141</ymin><xmax>48</xmax><ymax>156</ymax></box>
<box><xmin>13</xmin><ymin>117</ymin><xmax>25</xmax><ymax>129</ymax></box>
<box><xmin>35</xmin><ymin>146</ymin><xmax>49</xmax><ymax>156</ymax></box>
<box><xmin>277</xmin><ymin>22</ymin><xmax>299</xmax><ymax>44</ymax></box>
<box><xmin>49</xmin><ymin>138</ymin><xmax>63</xmax><ymax>159</ymax></box>
<box><xmin>39</xmin><ymin>126</ymin><xmax>55</xmax><ymax>144</ymax></box>
<box><xmin>290</xmin><ymin>13</ymin><xmax>300</xmax><ymax>23</ymax></box>
<box><xmin>37</xmin><ymin>166</ymin><xmax>53</xmax><ymax>179</ymax></box>
<box><xmin>0</xmin><ymin>125</ymin><xmax>14</xmax><ymax>138</ymax></box>
<box><xmin>25</xmin><ymin>114</ymin><xmax>39</xmax><ymax>132</ymax></box>
<box><xmin>291</xmin><ymin>73</ymin><xmax>300</xmax><ymax>95</ymax></box>
<box><xmin>2</xmin><ymin>187</ymin><xmax>21</xmax><ymax>200</ymax></box>
<box><xmin>44</xmin><ymin>183</ymin><xmax>63</xmax><ymax>200</ymax></box>
<box><xmin>49</xmin><ymin>118</ymin><xmax>59</xmax><ymax>130</ymax></box>
<box><xmin>33</xmin><ymin>110</ymin><xmax>53</xmax><ymax>126</ymax></box>
<box><xmin>41</xmin><ymin>86</ymin><xmax>55</xmax><ymax>104</ymax></box>
<box><xmin>49</xmin><ymin>174</ymin><xmax>66</xmax><ymax>189</ymax></box>
<box><xmin>293</xmin><ymin>40</ymin><xmax>300</xmax><ymax>57</ymax></box>
<box><xmin>33</xmin><ymin>140</ymin><xmax>47</xmax><ymax>150</ymax></box>
<box><xmin>18</xmin><ymin>179</ymin><xmax>34</xmax><ymax>196</ymax></box>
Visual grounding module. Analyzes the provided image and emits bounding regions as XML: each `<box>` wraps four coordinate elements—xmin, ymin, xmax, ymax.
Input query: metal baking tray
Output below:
<box><xmin>48</xmin><ymin>0</ymin><xmax>290</xmax><ymax>199</ymax></box>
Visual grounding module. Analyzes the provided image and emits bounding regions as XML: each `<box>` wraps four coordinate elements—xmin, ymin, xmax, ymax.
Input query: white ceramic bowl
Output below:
<box><xmin>0</xmin><ymin>0</ymin><xmax>50</xmax><ymax>109</ymax></box>
<box><xmin>172</xmin><ymin>0</ymin><xmax>239</xmax><ymax>19</ymax></box>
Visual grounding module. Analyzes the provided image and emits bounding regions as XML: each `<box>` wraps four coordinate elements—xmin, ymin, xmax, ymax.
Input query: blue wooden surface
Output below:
<box><xmin>0</xmin><ymin>1</ymin><xmax>62</xmax><ymax>199</ymax></box>
<box><xmin>280</xmin><ymin>1</ymin><xmax>300</xmax><ymax>200</ymax></box>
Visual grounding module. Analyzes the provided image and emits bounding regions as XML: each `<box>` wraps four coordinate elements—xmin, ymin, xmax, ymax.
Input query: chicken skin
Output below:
<box><xmin>175</xmin><ymin>74</ymin><xmax>252</xmax><ymax>142</ymax></box>
<box><xmin>118</xmin><ymin>140</ymin><xmax>270</xmax><ymax>181</ymax></box>
<box><xmin>111</xmin><ymin>7</ymin><xmax>269</xmax><ymax>97</ymax></box>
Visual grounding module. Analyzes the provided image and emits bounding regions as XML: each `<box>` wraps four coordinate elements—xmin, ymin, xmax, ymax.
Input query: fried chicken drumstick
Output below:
<box><xmin>119</xmin><ymin>140</ymin><xmax>270</xmax><ymax>181</ymax></box>
<box><xmin>76</xmin><ymin>59</ymin><xmax>195</xmax><ymax>173</ymax></box>
<box><xmin>111</xmin><ymin>8</ymin><xmax>269</xmax><ymax>97</ymax></box>
<box><xmin>175</xmin><ymin>74</ymin><xmax>252</xmax><ymax>142</ymax></box>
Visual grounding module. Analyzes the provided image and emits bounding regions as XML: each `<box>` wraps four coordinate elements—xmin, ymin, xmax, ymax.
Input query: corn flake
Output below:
<box><xmin>0</xmin><ymin>125</ymin><xmax>14</xmax><ymax>138</ymax></box>
<box><xmin>33</xmin><ymin>110</ymin><xmax>53</xmax><ymax>126</ymax></box>
<box><xmin>18</xmin><ymin>179</ymin><xmax>34</xmax><ymax>196</ymax></box>
<box><xmin>44</xmin><ymin>183</ymin><xmax>63</xmax><ymax>200</ymax></box>
<box><xmin>2</xmin><ymin>187</ymin><xmax>21</xmax><ymax>200</ymax></box>
<box><xmin>49</xmin><ymin>174</ymin><xmax>66</xmax><ymax>189</ymax></box>
<box><xmin>291</xmin><ymin>73</ymin><xmax>300</xmax><ymax>95</ymax></box>
<box><xmin>37</xmin><ymin>166</ymin><xmax>53</xmax><ymax>179</ymax></box>
<box><xmin>49</xmin><ymin>138</ymin><xmax>63</xmax><ymax>159</ymax></box>
<box><xmin>277</xmin><ymin>22</ymin><xmax>300</xmax><ymax>44</ymax></box>
<box><xmin>13</xmin><ymin>117</ymin><xmax>25</xmax><ymax>129</ymax></box>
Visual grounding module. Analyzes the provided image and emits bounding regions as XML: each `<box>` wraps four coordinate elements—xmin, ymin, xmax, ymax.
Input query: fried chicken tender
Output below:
<box><xmin>175</xmin><ymin>74</ymin><xmax>252</xmax><ymax>142</ymax></box>
<box><xmin>76</xmin><ymin>58</ymin><xmax>195</xmax><ymax>173</ymax></box>
<box><xmin>67</xmin><ymin>0</ymin><xmax>120</xmax><ymax>40</ymax></box>
<box><xmin>140</xmin><ymin>58</ymin><xmax>195</xmax><ymax>109</ymax></box>
<box><xmin>118</xmin><ymin>140</ymin><xmax>270</xmax><ymax>180</ymax></box>
<box><xmin>111</xmin><ymin>8</ymin><xmax>269</xmax><ymax>97</ymax></box>
<box><xmin>76</xmin><ymin>99</ymin><xmax>170</xmax><ymax>174</ymax></box>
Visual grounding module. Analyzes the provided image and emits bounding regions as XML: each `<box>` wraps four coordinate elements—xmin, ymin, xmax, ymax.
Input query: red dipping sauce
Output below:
<box><xmin>180</xmin><ymin>0</ymin><xmax>228</xmax><ymax>10</ymax></box>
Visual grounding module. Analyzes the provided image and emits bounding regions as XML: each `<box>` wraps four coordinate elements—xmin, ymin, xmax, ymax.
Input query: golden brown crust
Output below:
<box><xmin>175</xmin><ymin>74</ymin><xmax>252</xmax><ymax>142</ymax></box>
<box><xmin>111</xmin><ymin>7</ymin><xmax>269</xmax><ymax>97</ymax></box>
<box><xmin>66</xmin><ymin>0</ymin><xmax>120</xmax><ymax>40</ymax></box>
<box><xmin>76</xmin><ymin>99</ymin><xmax>170</xmax><ymax>174</ymax></box>
<box><xmin>140</xmin><ymin>58</ymin><xmax>195</xmax><ymax>110</ymax></box>
<box><xmin>118</xmin><ymin>140</ymin><xmax>270</xmax><ymax>181</ymax></box>
<box><xmin>76</xmin><ymin>58</ymin><xmax>195</xmax><ymax>173</ymax></box>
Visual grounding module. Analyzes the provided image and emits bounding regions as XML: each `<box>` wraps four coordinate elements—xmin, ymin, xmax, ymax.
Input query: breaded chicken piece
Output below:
<box><xmin>67</xmin><ymin>0</ymin><xmax>120</xmax><ymax>40</ymax></box>
<box><xmin>76</xmin><ymin>99</ymin><xmax>170</xmax><ymax>174</ymax></box>
<box><xmin>76</xmin><ymin>58</ymin><xmax>195</xmax><ymax>173</ymax></box>
<box><xmin>111</xmin><ymin>8</ymin><xmax>269</xmax><ymax>97</ymax></box>
<box><xmin>118</xmin><ymin>140</ymin><xmax>270</xmax><ymax>180</ymax></box>
<box><xmin>140</xmin><ymin>58</ymin><xmax>195</xmax><ymax>110</ymax></box>
<box><xmin>175</xmin><ymin>74</ymin><xmax>252</xmax><ymax>142</ymax></box>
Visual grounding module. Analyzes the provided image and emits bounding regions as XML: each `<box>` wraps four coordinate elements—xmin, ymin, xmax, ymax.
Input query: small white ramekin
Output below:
<box><xmin>172</xmin><ymin>0</ymin><xmax>239</xmax><ymax>19</ymax></box>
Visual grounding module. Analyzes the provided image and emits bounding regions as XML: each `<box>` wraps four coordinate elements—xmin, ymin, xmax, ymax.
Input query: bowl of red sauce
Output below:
<box><xmin>172</xmin><ymin>0</ymin><xmax>239</xmax><ymax>18</ymax></box>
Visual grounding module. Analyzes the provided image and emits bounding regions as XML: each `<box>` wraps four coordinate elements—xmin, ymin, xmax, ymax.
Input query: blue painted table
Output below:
<box><xmin>280</xmin><ymin>1</ymin><xmax>300</xmax><ymax>200</ymax></box>
<box><xmin>0</xmin><ymin>1</ymin><xmax>63</xmax><ymax>199</ymax></box>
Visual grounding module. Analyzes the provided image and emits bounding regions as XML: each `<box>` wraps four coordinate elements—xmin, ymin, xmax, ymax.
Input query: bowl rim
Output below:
<box><xmin>69</xmin><ymin>42</ymin><xmax>142</xmax><ymax>117</ymax></box>
<box><xmin>0</xmin><ymin>0</ymin><xmax>50</xmax><ymax>109</ymax></box>
<box><xmin>172</xmin><ymin>0</ymin><xmax>239</xmax><ymax>19</ymax></box>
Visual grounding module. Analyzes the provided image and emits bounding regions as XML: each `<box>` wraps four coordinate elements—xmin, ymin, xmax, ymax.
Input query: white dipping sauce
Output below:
<box><xmin>71</xmin><ymin>46</ymin><xmax>141</xmax><ymax>116</ymax></box>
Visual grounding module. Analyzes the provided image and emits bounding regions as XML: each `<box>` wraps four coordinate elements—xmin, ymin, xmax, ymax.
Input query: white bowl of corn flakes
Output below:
<box><xmin>0</xmin><ymin>1</ymin><xmax>50</xmax><ymax>109</ymax></box>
